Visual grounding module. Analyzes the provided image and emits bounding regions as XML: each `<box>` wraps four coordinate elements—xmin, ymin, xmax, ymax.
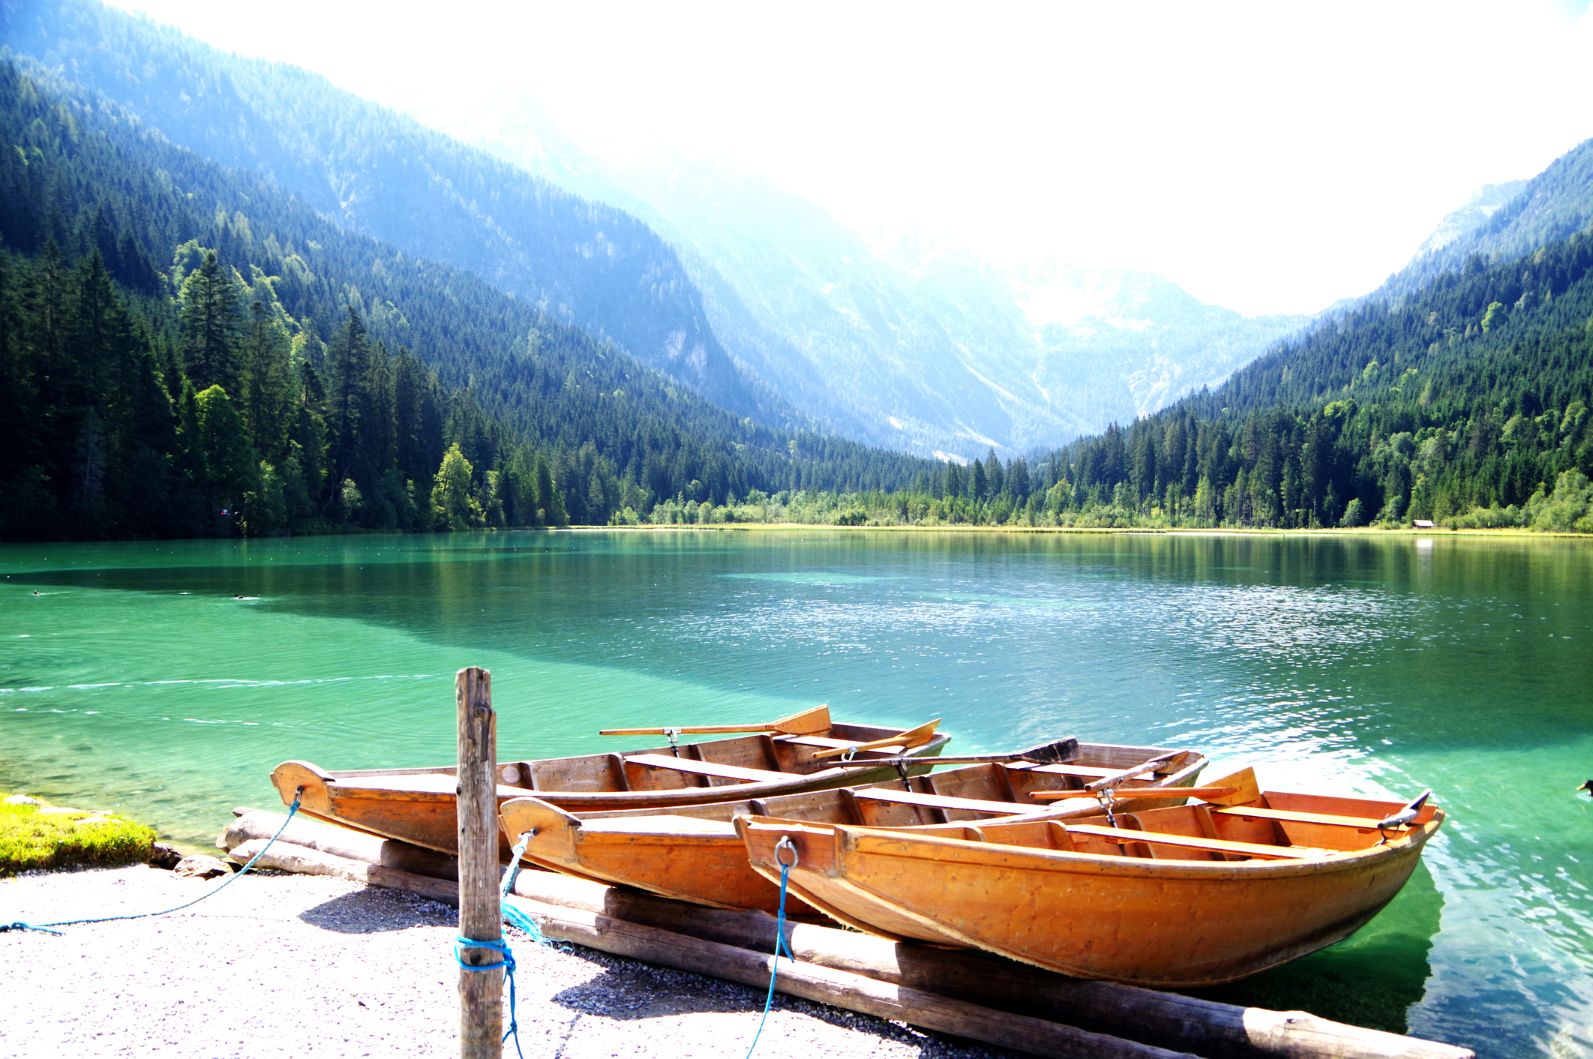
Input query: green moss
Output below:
<box><xmin>0</xmin><ymin>798</ymin><xmax>157</xmax><ymax>876</ymax></box>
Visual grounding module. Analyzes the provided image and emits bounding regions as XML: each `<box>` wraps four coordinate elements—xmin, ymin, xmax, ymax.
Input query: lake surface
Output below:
<box><xmin>2</xmin><ymin>529</ymin><xmax>1590</xmax><ymax>1055</ymax></box>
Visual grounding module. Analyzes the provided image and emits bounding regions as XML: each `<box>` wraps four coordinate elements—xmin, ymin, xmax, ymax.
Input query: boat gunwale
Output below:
<box><xmin>741</xmin><ymin>797</ymin><xmax>1444</xmax><ymax>882</ymax></box>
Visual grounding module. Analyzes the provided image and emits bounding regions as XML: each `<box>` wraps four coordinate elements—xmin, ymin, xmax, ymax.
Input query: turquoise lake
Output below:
<box><xmin>2</xmin><ymin>529</ymin><xmax>1590</xmax><ymax>1056</ymax></box>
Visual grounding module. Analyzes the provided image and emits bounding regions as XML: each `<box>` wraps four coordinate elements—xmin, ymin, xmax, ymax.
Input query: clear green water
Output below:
<box><xmin>2</xmin><ymin>529</ymin><xmax>1589</xmax><ymax>1055</ymax></box>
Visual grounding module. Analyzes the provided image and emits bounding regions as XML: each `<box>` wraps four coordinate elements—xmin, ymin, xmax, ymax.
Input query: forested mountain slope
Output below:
<box><xmin>0</xmin><ymin>56</ymin><xmax>927</xmax><ymax>540</ymax></box>
<box><xmin>1043</xmin><ymin>207</ymin><xmax>1593</xmax><ymax>529</ymax></box>
<box><xmin>1377</xmin><ymin>138</ymin><xmax>1593</xmax><ymax>303</ymax></box>
<box><xmin>0</xmin><ymin>0</ymin><xmax>781</xmax><ymax>425</ymax></box>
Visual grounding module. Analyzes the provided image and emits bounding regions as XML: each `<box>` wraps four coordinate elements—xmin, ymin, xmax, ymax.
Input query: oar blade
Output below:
<box><xmin>1015</xmin><ymin>737</ymin><xmax>1080</xmax><ymax>765</ymax></box>
<box><xmin>811</xmin><ymin>718</ymin><xmax>941</xmax><ymax>759</ymax></box>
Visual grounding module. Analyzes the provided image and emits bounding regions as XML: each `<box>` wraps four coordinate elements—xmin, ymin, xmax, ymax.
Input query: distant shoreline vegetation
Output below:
<box><xmin>626</xmin><ymin>481</ymin><xmax>1593</xmax><ymax>535</ymax></box>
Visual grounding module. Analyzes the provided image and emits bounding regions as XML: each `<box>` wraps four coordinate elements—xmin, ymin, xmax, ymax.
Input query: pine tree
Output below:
<box><xmin>178</xmin><ymin>250</ymin><xmax>242</xmax><ymax>393</ymax></box>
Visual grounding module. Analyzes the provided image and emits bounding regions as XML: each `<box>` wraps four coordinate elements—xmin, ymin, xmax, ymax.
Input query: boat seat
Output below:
<box><xmin>851</xmin><ymin>788</ymin><xmax>1024</xmax><ymax>815</ymax></box>
<box><xmin>624</xmin><ymin>754</ymin><xmax>788</xmax><ymax>784</ymax></box>
<box><xmin>1064</xmin><ymin>823</ymin><xmax>1332</xmax><ymax>860</ymax></box>
<box><xmin>1213</xmin><ymin>805</ymin><xmax>1406</xmax><ymax>831</ymax></box>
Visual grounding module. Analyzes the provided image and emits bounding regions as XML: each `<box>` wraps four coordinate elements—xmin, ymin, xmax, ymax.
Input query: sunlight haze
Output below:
<box><xmin>108</xmin><ymin>0</ymin><xmax>1593</xmax><ymax>317</ymax></box>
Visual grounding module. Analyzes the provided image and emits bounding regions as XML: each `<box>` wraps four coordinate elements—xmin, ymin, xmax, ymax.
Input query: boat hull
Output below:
<box><xmin>500</xmin><ymin>743</ymin><xmax>1206</xmax><ymax>915</ymax></box>
<box><xmin>271</xmin><ymin>717</ymin><xmax>951</xmax><ymax>857</ymax></box>
<box><xmin>738</xmin><ymin>792</ymin><xmax>1443</xmax><ymax>987</ymax></box>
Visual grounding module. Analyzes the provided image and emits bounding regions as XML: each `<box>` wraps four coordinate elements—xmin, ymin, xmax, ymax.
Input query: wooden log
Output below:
<box><xmin>504</xmin><ymin>872</ymin><xmax>1473</xmax><ymax>1059</ymax></box>
<box><xmin>220</xmin><ymin>808</ymin><xmax>458</xmax><ymax>880</ymax></box>
<box><xmin>502</xmin><ymin>891</ymin><xmax>1190</xmax><ymax>1059</ymax></box>
<box><xmin>226</xmin><ymin>838</ymin><xmax>460</xmax><ymax>904</ymax></box>
<box><xmin>455</xmin><ymin>666</ymin><xmax>500</xmax><ymax>1059</ymax></box>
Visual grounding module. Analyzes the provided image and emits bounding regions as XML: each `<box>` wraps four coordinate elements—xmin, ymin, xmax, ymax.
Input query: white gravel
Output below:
<box><xmin>0</xmin><ymin>865</ymin><xmax>1014</xmax><ymax>1058</ymax></box>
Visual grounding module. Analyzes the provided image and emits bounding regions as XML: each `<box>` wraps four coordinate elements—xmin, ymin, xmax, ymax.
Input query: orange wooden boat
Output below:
<box><xmin>737</xmin><ymin>768</ymin><xmax>1443</xmax><ymax>987</ymax></box>
<box><xmin>270</xmin><ymin>705</ymin><xmax>948</xmax><ymax>855</ymax></box>
<box><xmin>499</xmin><ymin>740</ymin><xmax>1207</xmax><ymax>915</ymax></box>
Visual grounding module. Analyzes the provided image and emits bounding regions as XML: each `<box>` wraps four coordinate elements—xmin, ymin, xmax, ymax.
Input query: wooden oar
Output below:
<box><xmin>598</xmin><ymin>704</ymin><xmax>830</xmax><ymax>738</ymax></box>
<box><xmin>826</xmin><ymin>737</ymin><xmax>1079</xmax><ymax>769</ymax></box>
<box><xmin>1082</xmin><ymin>751</ymin><xmax>1182</xmax><ymax>792</ymax></box>
<box><xmin>1031</xmin><ymin>785</ymin><xmax>1238</xmax><ymax>802</ymax></box>
<box><xmin>811</xmin><ymin>718</ymin><xmax>942</xmax><ymax>759</ymax></box>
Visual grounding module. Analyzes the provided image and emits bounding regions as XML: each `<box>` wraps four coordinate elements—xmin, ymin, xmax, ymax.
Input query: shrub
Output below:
<box><xmin>0</xmin><ymin>798</ymin><xmax>157</xmax><ymax>875</ymax></box>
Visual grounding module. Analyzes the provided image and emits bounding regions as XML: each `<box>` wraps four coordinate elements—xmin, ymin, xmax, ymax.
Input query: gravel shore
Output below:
<box><xmin>1</xmin><ymin>865</ymin><xmax>1013</xmax><ymax>1058</ymax></box>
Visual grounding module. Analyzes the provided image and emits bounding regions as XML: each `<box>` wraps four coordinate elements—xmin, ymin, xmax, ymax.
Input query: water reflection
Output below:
<box><xmin>1198</xmin><ymin>859</ymin><xmax>1444</xmax><ymax>1034</ymax></box>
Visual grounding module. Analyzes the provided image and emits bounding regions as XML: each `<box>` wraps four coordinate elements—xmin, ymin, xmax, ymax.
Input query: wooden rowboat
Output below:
<box><xmin>270</xmin><ymin>705</ymin><xmax>949</xmax><ymax>856</ymax></box>
<box><xmin>737</xmin><ymin>768</ymin><xmax>1444</xmax><ymax>987</ymax></box>
<box><xmin>499</xmin><ymin>740</ymin><xmax>1207</xmax><ymax>915</ymax></box>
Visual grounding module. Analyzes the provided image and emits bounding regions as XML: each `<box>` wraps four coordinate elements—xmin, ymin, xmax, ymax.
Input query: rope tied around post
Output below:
<box><xmin>451</xmin><ymin>826</ymin><xmax>551</xmax><ymax>1059</ymax></box>
<box><xmin>3</xmin><ymin>787</ymin><xmax>305</xmax><ymax>935</ymax></box>
<box><xmin>743</xmin><ymin>836</ymin><xmax>799</xmax><ymax>1059</ymax></box>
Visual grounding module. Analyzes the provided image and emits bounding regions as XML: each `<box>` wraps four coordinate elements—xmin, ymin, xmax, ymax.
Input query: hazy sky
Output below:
<box><xmin>110</xmin><ymin>0</ymin><xmax>1593</xmax><ymax>317</ymax></box>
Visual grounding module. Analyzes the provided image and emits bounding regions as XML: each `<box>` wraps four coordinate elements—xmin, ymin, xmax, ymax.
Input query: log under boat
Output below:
<box><xmin>499</xmin><ymin>740</ymin><xmax>1207</xmax><ymax>915</ymax></box>
<box><xmin>270</xmin><ymin>705</ymin><xmax>949</xmax><ymax>855</ymax></box>
<box><xmin>738</xmin><ymin>768</ymin><xmax>1444</xmax><ymax>988</ymax></box>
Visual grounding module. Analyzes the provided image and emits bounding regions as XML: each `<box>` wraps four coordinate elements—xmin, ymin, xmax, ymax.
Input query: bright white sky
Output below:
<box><xmin>110</xmin><ymin>0</ymin><xmax>1593</xmax><ymax>317</ymax></box>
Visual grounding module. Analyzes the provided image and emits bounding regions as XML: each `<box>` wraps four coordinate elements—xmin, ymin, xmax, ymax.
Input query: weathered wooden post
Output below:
<box><xmin>456</xmin><ymin>666</ymin><xmax>501</xmax><ymax>1058</ymax></box>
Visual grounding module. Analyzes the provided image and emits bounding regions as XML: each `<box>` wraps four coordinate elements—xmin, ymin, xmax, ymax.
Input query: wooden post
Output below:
<box><xmin>456</xmin><ymin>666</ymin><xmax>501</xmax><ymax>1058</ymax></box>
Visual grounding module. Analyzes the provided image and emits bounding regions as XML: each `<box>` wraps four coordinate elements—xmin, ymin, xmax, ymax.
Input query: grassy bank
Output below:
<box><xmin>0</xmin><ymin>795</ymin><xmax>156</xmax><ymax>875</ymax></box>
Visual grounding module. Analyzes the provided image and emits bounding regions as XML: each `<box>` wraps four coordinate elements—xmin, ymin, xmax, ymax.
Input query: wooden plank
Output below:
<box><xmin>1064</xmin><ymin>823</ymin><xmax>1332</xmax><ymax>860</ymax></box>
<box><xmin>1213</xmin><ymin>805</ymin><xmax>1399</xmax><ymax>830</ymax></box>
<box><xmin>624</xmin><ymin>753</ymin><xmax>788</xmax><ymax>783</ymax></box>
<box><xmin>852</xmin><ymin>788</ymin><xmax>1030</xmax><ymax>816</ymax></box>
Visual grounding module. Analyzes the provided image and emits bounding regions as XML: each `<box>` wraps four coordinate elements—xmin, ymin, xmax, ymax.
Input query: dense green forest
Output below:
<box><xmin>0</xmin><ymin>56</ymin><xmax>931</xmax><ymax>540</ymax></box>
<box><xmin>0</xmin><ymin>0</ymin><xmax>778</xmax><ymax>424</ymax></box>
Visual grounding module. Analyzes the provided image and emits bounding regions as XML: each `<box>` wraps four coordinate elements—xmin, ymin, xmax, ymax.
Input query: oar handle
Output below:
<box><xmin>1030</xmin><ymin>785</ymin><xmax>1238</xmax><ymax>802</ymax></box>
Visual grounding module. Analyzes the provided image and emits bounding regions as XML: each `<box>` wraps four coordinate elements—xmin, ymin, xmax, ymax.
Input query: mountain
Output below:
<box><xmin>0</xmin><ymin>0</ymin><xmax>786</xmax><ymax>427</ymax></box>
<box><xmin>426</xmin><ymin>97</ymin><xmax>1309</xmax><ymax>459</ymax></box>
<box><xmin>996</xmin><ymin>259</ymin><xmax>1305</xmax><ymax>430</ymax></box>
<box><xmin>1378</xmin><ymin>138</ymin><xmax>1593</xmax><ymax>301</ymax></box>
<box><xmin>3</xmin><ymin>0</ymin><xmax>1314</xmax><ymax>461</ymax></box>
<box><xmin>0</xmin><ymin>52</ymin><xmax>929</xmax><ymax>539</ymax></box>
<box><xmin>1032</xmin><ymin>137</ymin><xmax>1593</xmax><ymax>530</ymax></box>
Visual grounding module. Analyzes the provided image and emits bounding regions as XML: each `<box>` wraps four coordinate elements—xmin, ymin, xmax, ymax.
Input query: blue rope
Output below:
<box><xmin>452</xmin><ymin>829</ymin><xmax>552</xmax><ymax>1059</ymax></box>
<box><xmin>743</xmin><ymin>853</ymin><xmax>797</xmax><ymax>1059</ymax></box>
<box><xmin>454</xmin><ymin>936</ymin><xmax>522</xmax><ymax>1058</ymax></box>
<box><xmin>1</xmin><ymin>790</ymin><xmax>304</xmax><ymax>934</ymax></box>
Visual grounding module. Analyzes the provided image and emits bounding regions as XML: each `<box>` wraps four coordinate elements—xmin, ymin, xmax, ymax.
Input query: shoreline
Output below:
<box><xmin>572</xmin><ymin>521</ymin><xmax>1588</xmax><ymax>539</ymax></box>
<box><xmin>1</xmin><ymin>864</ymin><xmax>1009</xmax><ymax>1058</ymax></box>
